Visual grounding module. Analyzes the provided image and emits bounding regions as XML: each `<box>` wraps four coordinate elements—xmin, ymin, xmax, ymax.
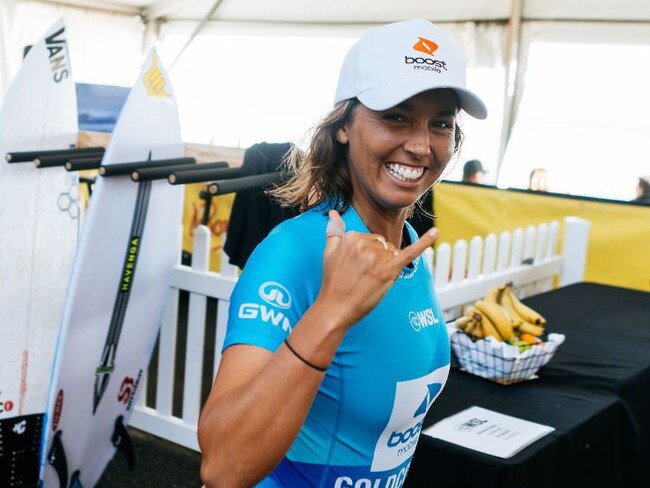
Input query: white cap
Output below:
<box><xmin>334</xmin><ymin>19</ymin><xmax>487</xmax><ymax>119</ymax></box>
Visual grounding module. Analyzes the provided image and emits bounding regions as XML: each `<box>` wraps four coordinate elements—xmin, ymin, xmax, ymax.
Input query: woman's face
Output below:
<box><xmin>338</xmin><ymin>89</ymin><xmax>459</xmax><ymax>213</ymax></box>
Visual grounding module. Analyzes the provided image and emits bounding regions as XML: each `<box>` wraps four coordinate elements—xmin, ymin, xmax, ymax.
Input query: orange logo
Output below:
<box><xmin>413</xmin><ymin>37</ymin><xmax>438</xmax><ymax>56</ymax></box>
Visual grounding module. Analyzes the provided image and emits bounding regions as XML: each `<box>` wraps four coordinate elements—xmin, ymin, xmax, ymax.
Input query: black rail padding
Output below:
<box><xmin>132</xmin><ymin>160</ymin><xmax>228</xmax><ymax>182</ymax></box>
<box><xmin>199</xmin><ymin>189</ymin><xmax>214</xmax><ymax>225</ymax></box>
<box><xmin>64</xmin><ymin>156</ymin><xmax>104</xmax><ymax>171</ymax></box>
<box><xmin>99</xmin><ymin>157</ymin><xmax>196</xmax><ymax>177</ymax></box>
<box><xmin>168</xmin><ymin>166</ymin><xmax>242</xmax><ymax>185</ymax></box>
<box><xmin>207</xmin><ymin>172</ymin><xmax>283</xmax><ymax>196</ymax></box>
<box><xmin>80</xmin><ymin>176</ymin><xmax>96</xmax><ymax>198</ymax></box>
<box><xmin>35</xmin><ymin>151</ymin><xmax>105</xmax><ymax>168</ymax></box>
<box><xmin>6</xmin><ymin>146</ymin><xmax>104</xmax><ymax>163</ymax></box>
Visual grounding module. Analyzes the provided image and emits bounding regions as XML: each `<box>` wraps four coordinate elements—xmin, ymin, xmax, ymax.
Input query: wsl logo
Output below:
<box><xmin>258</xmin><ymin>281</ymin><xmax>292</xmax><ymax>309</ymax></box>
<box><xmin>408</xmin><ymin>307</ymin><xmax>438</xmax><ymax>332</ymax></box>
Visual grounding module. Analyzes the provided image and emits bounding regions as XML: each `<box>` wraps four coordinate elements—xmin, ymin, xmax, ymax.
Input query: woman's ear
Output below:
<box><xmin>336</xmin><ymin>126</ymin><xmax>349</xmax><ymax>144</ymax></box>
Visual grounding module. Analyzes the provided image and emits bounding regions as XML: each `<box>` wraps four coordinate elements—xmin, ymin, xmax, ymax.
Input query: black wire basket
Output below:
<box><xmin>449</xmin><ymin>327</ymin><xmax>563</xmax><ymax>385</ymax></box>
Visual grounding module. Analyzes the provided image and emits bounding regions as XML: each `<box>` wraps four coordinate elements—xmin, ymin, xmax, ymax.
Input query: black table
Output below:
<box><xmin>406</xmin><ymin>283</ymin><xmax>650</xmax><ymax>488</ymax></box>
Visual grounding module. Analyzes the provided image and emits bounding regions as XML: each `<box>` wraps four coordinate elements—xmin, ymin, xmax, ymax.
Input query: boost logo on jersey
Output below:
<box><xmin>371</xmin><ymin>365</ymin><xmax>449</xmax><ymax>472</ymax></box>
<box><xmin>258</xmin><ymin>281</ymin><xmax>292</xmax><ymax>309</ymax></box>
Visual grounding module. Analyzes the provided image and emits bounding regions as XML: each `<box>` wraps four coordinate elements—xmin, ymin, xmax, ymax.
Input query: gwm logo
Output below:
<box><xmin>413</xmin><ymin>37</ymin><xmax>438</xmax><ymax>55</ymax></box>
<box><xmin>258</xmin><ymin>281</ymin><xmax>292</xmax><ymax>309</ymax></box>
<box><xmin>408</xmin><ymin>308</ymin><xmax>438</xmax><ymax>332</ymax></box>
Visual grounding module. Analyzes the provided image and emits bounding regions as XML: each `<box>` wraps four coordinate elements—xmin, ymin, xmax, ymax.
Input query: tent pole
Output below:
<box><xmin>495</xmin><ymin>0</ymin><xmax>524</xmax><ymax>185</ymax></box>
<box><xmin>169</xmin><ymin>0</ymin><xmax>225</xmax><ymax>71</ymax></box>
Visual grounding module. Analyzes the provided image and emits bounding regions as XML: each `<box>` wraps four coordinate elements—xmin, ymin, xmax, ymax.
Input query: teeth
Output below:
<box><xmin>386</xmin><ymin>163</ymin><xmax>424</xmax><ymax>181</ymax></box>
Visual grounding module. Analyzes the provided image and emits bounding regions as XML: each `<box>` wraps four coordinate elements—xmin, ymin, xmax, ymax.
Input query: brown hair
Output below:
<box><xmin>270</xmin><ymin>97</ymin><xmax>463</xmax><ymax>215</ymax></box>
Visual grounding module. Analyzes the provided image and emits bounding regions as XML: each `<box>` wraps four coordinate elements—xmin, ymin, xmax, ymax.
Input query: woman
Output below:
<box><xmin>198</xmin><ymin>18</ymin><xmax>487</xmax><ymax>487</ymax></box>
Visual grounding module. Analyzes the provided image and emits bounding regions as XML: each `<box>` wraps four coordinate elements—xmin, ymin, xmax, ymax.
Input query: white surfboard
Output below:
<box><xmin>0</xmin><ymin>19</ymin><xmax>78</xmax><ymax>488</ymax></box>
<box><xmin>41</xmin><ymin>49</ymin><xmax>183</xmax><ymax>488</ymax></box>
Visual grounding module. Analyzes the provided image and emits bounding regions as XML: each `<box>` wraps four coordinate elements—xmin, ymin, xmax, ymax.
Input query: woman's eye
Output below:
<box><xmin>385</xmin><ymin>113</ymin><xmax>406</xmax><ymax>123</ymax></box>
<box><xmin>433</xmin><ymin>120</ymin><xmax>454</xmax><ymax>130</ymax></box>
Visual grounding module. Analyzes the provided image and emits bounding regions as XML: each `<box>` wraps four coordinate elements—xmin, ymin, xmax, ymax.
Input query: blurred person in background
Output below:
<box><xmin>461</xmin><ymin>159</ymin><xmax>486</xmax><ymax>184</ymax></box>
<box><xmin>529</xmin><ymin>168</ymin><xmax>549</xmax><ymax>192</ymax></box>
<box><xmin>632</xmin><ymin>176</ymin><xmax>650</xmax><ymax>204</ymax></box>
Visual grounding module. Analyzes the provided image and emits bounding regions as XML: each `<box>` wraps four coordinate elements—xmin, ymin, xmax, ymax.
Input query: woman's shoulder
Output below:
<box><xmin>247</xmin><ymin>207</ymin><xmax>329</xmax><ymax>266</ymax></box>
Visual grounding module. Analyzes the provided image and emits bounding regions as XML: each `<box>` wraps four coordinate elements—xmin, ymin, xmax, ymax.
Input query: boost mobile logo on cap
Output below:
<box><xmin>258</xmin><ymin>281</ymin><xmax>292</xmax><ymax>309</ymax></box>
<box><xmin>404</xmin><ymin>35</ymin><xmax>448</xmax><ymax>73</ymax></box>
<box><xmin>413</xmin><ymin>37</ymin><xmax>438</xmax><ymax>55</ymax></box>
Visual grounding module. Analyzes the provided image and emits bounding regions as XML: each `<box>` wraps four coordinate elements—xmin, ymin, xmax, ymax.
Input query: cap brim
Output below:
<box><xmin>357</xmin><ymin>77</ymin><xmax>488</xmax><ymax>120</ymax></box>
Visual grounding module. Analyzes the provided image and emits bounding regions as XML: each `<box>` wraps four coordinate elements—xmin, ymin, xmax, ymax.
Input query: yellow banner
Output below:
<box><xmin>182</xmin><ymin>183</ymin><xmax>234</xmax><ymax>272</ymax></box>
<box><xmin>435</xmin><ymin>182</ymin><xmax>650</xmax><ymax>292</ymax></box>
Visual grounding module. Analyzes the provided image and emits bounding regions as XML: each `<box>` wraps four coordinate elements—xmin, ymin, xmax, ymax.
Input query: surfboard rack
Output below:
<box><xmin>207</xmin><ymin>172</ymin><xmax>283</xmax><ymax>195</ymax></box>
<box><xmin>35</xmin><ymin>151</ymin><xmax>105</xmax><ymax>168</ymax></box>
<box><xmin>99</xmin><ymin>157</ymin><xmax>196</xmax><ymax>177</ymax></box>
<box><xmin>111</xmin><ymin>415</ymin><xmax>136</xmax><ymax>471</ymax></box>
<box><xmin>167</xmin><ymin>166</ymin><xmax>242</xmax><ymax>185</ymax></box>
<box><xmin>5</xmin><ymin>146</ymin><xmax>104</xmax><ymax>164</ymax></box>
<box><xmin>47</xmin><ymin>430</ymin><xmax>69</xmax><ymax>488</ymax></box>
<box><xmin>65</xmin><ymin>156</ymin><xmax>105</xmax><ymax>171</ymax></box>
<box><xmin>131</xmin><ymin>160</ymin><xmax>228</xmax><ymax>182</ymax></box>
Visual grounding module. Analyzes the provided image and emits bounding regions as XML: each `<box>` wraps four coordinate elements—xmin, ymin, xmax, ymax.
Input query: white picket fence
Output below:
<box><xmin>129</xmin><ymin>216</ymin><xmax>590</xmax><ymax>451</ymax></box>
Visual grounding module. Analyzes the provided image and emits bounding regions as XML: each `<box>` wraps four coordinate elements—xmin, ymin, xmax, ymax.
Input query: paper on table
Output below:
<box><xmin>422</xmin><ymin>406</ymin><xmax>555</xmax><ymax>458</ymax></box>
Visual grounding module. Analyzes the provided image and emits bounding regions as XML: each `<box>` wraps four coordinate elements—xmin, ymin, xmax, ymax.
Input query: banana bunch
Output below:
<box><xmin>455</xmin><ymin>284</ymin><xmax>547</xmax><ymax>345</ymax></box>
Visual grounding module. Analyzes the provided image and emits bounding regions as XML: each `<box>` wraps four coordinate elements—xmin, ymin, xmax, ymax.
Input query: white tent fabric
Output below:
<box><xmin>0</xmin><ymin>0</ymin><xmax>143</xmax><ymax>96</ymax></box>
<box><xmin>2</xmin><ymin>0</ymin><xmax>650</xmax><ymax>199</ymax></box>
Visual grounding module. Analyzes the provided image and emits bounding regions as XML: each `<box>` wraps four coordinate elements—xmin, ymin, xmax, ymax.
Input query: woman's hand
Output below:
<box><xmin>316</xmin><ymin>210</ymin><xmax>439</xmax><ymax>330</ymax></box>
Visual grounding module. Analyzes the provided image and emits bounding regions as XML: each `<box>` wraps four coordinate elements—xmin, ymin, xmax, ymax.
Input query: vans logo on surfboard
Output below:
<box><xmin>45</xmin><ymin>27</ymin><xmax>70</xmax><ymax>83</ymax></box>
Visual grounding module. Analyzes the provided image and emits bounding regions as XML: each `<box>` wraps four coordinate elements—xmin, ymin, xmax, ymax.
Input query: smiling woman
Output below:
<box><xmin>197</xmin><ymin>18</ymin><xmax>486</xmax><ymax>488</ymax></box>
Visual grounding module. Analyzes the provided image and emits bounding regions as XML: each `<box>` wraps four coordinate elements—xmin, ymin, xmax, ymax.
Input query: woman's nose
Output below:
<box><xmin>404</xmin><ymin>126</ymin><xmax>431</xmax><ymax>160</ymax></box>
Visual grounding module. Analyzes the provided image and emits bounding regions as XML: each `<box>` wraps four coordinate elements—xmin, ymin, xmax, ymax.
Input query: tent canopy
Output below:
<box><xmin>42</xmin><ymin>0</ymin><xmax>650</xmax><ymax>24</ymax></box>
<box><xmin>4</xmin><ymin>0</ymin><xmax>650</xmax><ymax>200</ymax></box>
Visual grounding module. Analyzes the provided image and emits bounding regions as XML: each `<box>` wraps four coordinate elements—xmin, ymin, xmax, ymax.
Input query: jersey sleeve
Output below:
<box><xmin>223</xmin><ymin>219</ymin><xmax>324</xmax><ymax>352</ymax></box>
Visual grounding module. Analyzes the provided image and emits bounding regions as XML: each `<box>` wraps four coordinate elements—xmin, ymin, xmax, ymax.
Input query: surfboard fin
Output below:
<box><xmin>47</xmin><ymin>430</ymin><xmax>69</xmax><ymax>488</ymax></box>
<box><xmin>111</xmin><ymin>415</ymin><xmax>136</xmax><ymax>470</ymax></box>
<box><xmin>68</xmin><ymin>470</ymin><xmax>83</xmax><ymax>488</ymax></box>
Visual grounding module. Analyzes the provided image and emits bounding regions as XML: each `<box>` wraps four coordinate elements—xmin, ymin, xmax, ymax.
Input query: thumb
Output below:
<box><xmin>326</xmin><ymin>210</ymin><xmax>345</xmax><ymax>237</ymax></box>
<box><xmin>324</xmin><ymin>210</ymin><xmax>345</xmax><ymax>256</ymax></box>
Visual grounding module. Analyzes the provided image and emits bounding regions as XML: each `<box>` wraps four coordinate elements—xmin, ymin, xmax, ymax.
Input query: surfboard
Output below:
<box><xmin>41</xmin><ymin>49</ymin><xmax>184</xmax><ymax>488</ymax></box>
<box><xmin>0</xmin><ymin>19</ymin><xmax>78</xmax><ymax>488</ymax></box>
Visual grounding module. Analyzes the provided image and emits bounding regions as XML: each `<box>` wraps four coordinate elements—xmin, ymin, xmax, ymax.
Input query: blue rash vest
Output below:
<box><xmin>223</xmin><ymin>205</ymin><xmax>450</xmax><ymax>488</ymax></box>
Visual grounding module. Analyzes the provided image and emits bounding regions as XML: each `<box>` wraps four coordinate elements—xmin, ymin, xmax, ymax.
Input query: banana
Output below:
<box><xmin>501</xmin><ymin>286</ymin><xmax>547</xmax><ymax>326</ymax></box>
<box><xmin>483</xmin><ymin>287</ymin><xmax>500</xmax><ymax>303</ymax></box>
<box><xmin>464</xmin><ymin>305</ymin><xmax>481</xmax><ymax>319</ymax></box>
<box><xmin>455</xmin><ymin>316</ymin><xmax>472</xmax><ymax>331</ymax></box>
<box><xmin>480</xmin><ymin>313</ymin><xmax>504</xmax><ymax>341</ymax></box>
<box><xmin>517</xmin><ymin>321</ymin><xmax>545</xmax><ymax>337</ymax></box>
<box><xmin>474</xmin><ymin>300</ymin><xmax>515</xmax><ymax>341</ymax></box>
<box><xmin>465</xmin><ymin>319</ymin><xmax>481</xmax><ymax>338</ymax></box>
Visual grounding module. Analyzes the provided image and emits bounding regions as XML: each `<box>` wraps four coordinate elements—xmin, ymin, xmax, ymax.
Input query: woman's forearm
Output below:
<box><xmin>198</xmin><ymin>301</ymin><xmax>347</xmax><ymax>487</ymax></box>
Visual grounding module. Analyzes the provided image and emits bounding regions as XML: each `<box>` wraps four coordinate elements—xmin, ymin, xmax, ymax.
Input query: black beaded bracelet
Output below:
<box><xmin>284</xmin><ymin>339</ymin><xmax>328</xmax><ymax>372</ymax></box>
